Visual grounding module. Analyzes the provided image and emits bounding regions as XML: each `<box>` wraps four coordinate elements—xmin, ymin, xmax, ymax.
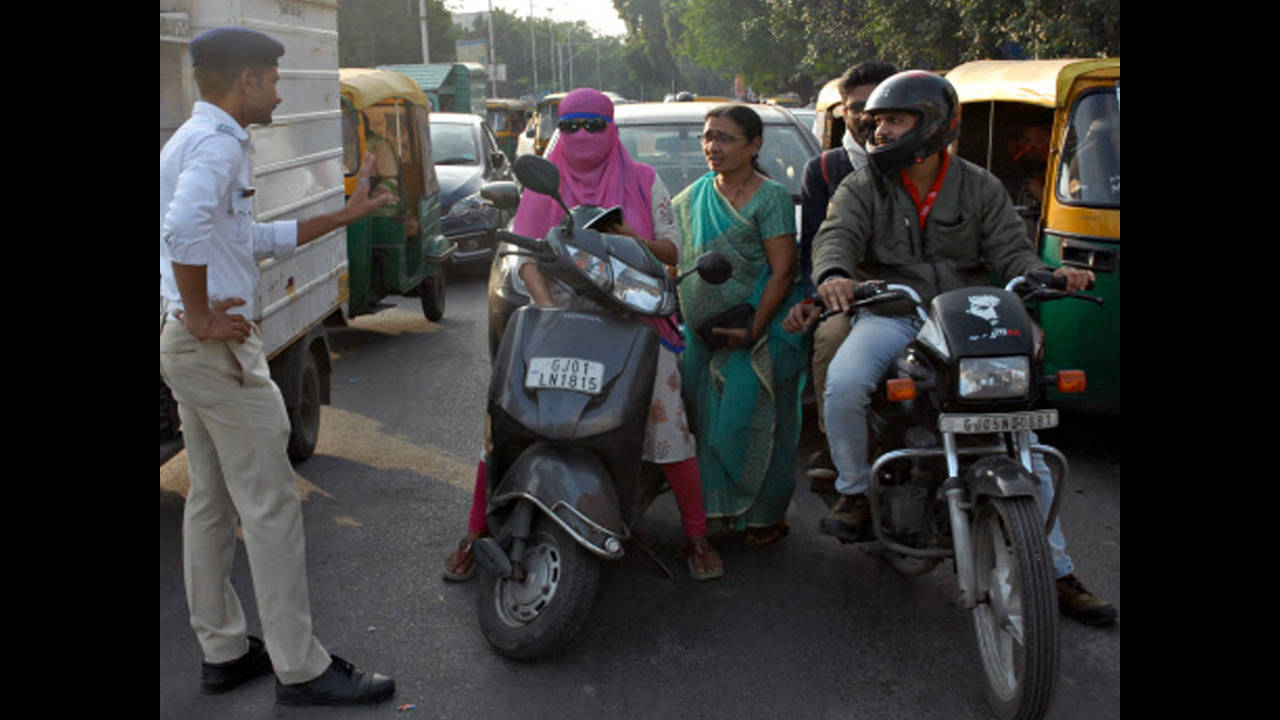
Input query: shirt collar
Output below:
<box><xmin>193</xmin><ymin>101</ymin><xmax>250</xmax><ymax>142</ymax></box>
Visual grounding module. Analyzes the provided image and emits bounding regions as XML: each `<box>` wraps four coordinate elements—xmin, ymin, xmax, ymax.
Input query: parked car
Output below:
<box><xmin>486</xmin><ymin>101</ymin><xmax>821</xmax><ymax>356</ymax></box>
<box><xmin>429</xmin><ymin>112</ymin><xmax>516</xmax><ymax>265</ymax></box>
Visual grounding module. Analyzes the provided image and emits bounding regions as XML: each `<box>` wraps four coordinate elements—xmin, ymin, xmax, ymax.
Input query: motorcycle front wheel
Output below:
<box><xmin>476</xmin><ymin>511</ymin><xmax>600</xmax><ymax>661</ymax></box>
<box><xmin>970</xmin><ymin>496</ymin><xmax>1060</xmax><ymax>720</ymax></box>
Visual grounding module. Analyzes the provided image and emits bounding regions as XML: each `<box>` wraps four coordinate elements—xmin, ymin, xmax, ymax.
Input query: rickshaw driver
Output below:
<box><xmin>808</xmin><ymin>71</ymin><xmax>1117</xmax><ymax>626</ymax></box>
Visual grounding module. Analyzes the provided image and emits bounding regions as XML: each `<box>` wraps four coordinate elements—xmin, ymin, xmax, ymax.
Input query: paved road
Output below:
<box><xmin>159</xmin><ymin>266</ymin><xmax>1119</xmax><ymax>719</ymax></box>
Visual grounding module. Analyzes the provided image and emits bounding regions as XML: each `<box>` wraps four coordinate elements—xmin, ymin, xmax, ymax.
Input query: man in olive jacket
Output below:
<box><xmin>806</xmin><ymin>71</ymin><xmax>1115</xmax><ymax>626</ymax></box>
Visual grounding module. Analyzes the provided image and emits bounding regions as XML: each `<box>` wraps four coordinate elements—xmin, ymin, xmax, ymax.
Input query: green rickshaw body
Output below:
<box><xmin>339</xmin><ymin>68</ymin><xmax>455</xmax><ymax>319</ymax></box>
<box><xmin>949</xmin><ymin>58</ymin><xmax>1120</xmax><ymax>414</ymax></box>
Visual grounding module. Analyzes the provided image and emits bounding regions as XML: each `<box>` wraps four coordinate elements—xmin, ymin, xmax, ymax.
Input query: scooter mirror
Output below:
<box><xmin>480</xmin><ymin>181</ymin><xmax>521</xmax><ymax>211</ymax></box>
<box><xmin>694</xmin><ymin>252</ymin><xmax>732</xmax><ymax>285</ymax></box>
<box><xmin>513</xmin><ymin>154</ymin><xmax>562</xmax><ymax>197</ymax></box>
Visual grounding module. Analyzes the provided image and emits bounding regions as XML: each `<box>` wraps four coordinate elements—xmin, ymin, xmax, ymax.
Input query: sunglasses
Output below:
<box><xmin>557</xmin><ymin>117</ymin><xmax>610</xmax><ymax>133</ymax></box>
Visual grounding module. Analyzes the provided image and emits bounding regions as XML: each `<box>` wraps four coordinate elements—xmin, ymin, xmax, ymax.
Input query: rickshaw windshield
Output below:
<box><xmin>1056</xmin><ymin>85</ymin><xmax>1120</xmax><ymax>208</ymax></box>
<box><xmin>488</xmin><ymin>109</ymin><xmax>509</xmax><ymax>132</ymax></box>
<box><xmin>538</xmin><ymin>103</ymin><xmax>557</xmax><ymax>140</ymax></box>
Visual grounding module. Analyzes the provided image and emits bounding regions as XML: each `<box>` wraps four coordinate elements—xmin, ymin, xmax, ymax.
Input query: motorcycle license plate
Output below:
<box><xmin>938</xmin><ymin>410</ymin><xmax>1058</xmax><ymax>434</ymax></box>
<box><xmin>525</xmin><ymin>356</ymin><xmax>605</xmax><ymax>395</ymax></box>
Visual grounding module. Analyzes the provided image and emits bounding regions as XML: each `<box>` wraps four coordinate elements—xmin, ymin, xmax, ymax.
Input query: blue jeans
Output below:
<box><xmin>822</xmin><ymin>311</ymin><xmax>1073</xmax><ymax>578</ymax></box>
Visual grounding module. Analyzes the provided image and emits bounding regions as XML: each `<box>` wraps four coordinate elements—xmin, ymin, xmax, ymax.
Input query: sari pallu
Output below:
<box><xmin>674</xmin><ymin>173</ymin><xmax>808</xmax><ymax>529</ymax></box>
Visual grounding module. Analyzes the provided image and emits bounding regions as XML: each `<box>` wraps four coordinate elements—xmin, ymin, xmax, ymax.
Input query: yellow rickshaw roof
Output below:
<box><xmin>339</xmin><ymin>68</ymin><xmax>433</xmax><ymax>110</ymax></box>
<box><xmin>537</xmin><ymin>92</ymin><xmax>569</xmax><ymax>108</ymax></box>
<box><xmin>815</xmin><ymin>77</ymin><xmax>843</xmax><ymax>113</ymax></box>
<box><xmin>946</xmin><ymin>58</ymin><xmax>1120</xmax><ymax>108</ymax></box>
<box><xmin>488</xmin><ymin>98</ymin><xmax>530</xmax><ymax>111</ymax></box>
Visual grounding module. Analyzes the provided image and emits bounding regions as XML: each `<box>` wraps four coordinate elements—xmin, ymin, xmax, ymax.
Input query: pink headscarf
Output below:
<box><xmin>512</xmin><ymin>88</ymin><xmax>656</xmax><ymax>242</ymax></box>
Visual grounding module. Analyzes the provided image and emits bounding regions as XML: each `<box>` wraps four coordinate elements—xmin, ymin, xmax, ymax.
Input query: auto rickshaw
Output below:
<box><xmin>486</xmin><ymin>98</ymin><xmax>530</xmax><ymax>162</ymax></box>
<box><xmin>339</xmin><ymin>68</ymin><xmax>455</xmax><ymax>321</ymax></box>
<box><xmin>812</xmin><ymin>76</ymin><xmax>844</xmax><ymax>150</ymax></box>
<box><xmin>517</xmin><ymin>91</ymin><xmax>567</xmax><ymax>157</ymax></box>
<box><xmin>947</xmin><ymin>58</ymin><xmax>1121</xmax><ymax>414</ymax></box>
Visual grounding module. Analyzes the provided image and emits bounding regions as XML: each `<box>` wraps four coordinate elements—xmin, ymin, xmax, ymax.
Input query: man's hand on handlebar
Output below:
<box><xmin>817</xmin><ymin>276</ymin><xmax>859</xmax><ymax>315</ymax></box>
<box><xmin>1052</xmin><ymin>266</ymin><xmax>1095</xmax><ymax>292</ymax></box>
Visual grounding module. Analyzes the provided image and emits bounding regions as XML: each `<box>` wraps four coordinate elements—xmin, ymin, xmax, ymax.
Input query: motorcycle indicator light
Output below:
<box><xmin>887</xmin><ymin>378</ymin><xmax>916</xmax><ymax>402</ymax></box>
<box><xmin>1056</xmin><ymin>370</ymin><xmax>1086</xmax><ymax>393</ymax></box>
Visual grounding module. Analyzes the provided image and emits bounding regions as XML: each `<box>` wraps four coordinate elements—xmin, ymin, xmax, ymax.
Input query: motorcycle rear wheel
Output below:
<box><xmin>970</xmin><ymin>496</ymin><xmax>1060</xmax><ymax>720</ymax></box>
<box><xmin>476</xmin><ymin>511</ymin><xmax>600</xmax><ymax>661</ymax></box>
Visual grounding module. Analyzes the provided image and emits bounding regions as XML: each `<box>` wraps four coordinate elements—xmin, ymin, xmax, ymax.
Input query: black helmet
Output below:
<box><xmin>864</xmin><ymin>71</ymin><xmax>961</xmax><ymax>175</ymax></box>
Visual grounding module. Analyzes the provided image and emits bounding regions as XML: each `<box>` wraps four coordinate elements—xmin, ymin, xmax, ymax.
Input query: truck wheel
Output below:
<box><xmin>476</xmin><ymin>512</ymin><xmax>599</xmax><ymax>661</ymax></box>
<box><xmin>420</xmin><ymin>264</ymin><xmax>446</xmax><ymax>321</ymax></box>
<box><xmin>286</xmin><ymin>348</ymin><xmax>321</xmax><ymax>464</ymax></box>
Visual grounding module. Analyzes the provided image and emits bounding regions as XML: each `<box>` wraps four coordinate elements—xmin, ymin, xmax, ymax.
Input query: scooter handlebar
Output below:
<box><xmin>497</xmin><ymin>229</ymin><xmax>551</xmax><ymax>258</ymax></box>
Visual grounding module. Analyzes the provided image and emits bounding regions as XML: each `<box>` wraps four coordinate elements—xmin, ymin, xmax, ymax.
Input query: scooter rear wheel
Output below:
<box><xmin>476</xmin><ymin>511</ymin><xmax>600</xmax><ymax>660</ymax></box>
<box><xmin>970</xmin><ymin>495</ymin><xmax>1060</xmax><ymax>720</ymax></box>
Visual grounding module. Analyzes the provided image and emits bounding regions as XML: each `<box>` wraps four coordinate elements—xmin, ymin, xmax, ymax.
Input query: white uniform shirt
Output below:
<box><xmin>160</xmin><ymin>101</ymin><xmax>297</xmax><ymax>320</ymax></box>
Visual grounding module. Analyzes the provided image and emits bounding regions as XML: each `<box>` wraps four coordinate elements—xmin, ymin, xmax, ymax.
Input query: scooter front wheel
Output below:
<box><xmin>970</xmin><ymin>495</ymin><xmax>1060</xmax><ymax>720</ymax></box>
<box><xmin>476</xmin><ymin>511</ymin><xmax>600</xmax><ymax>660</ymax></box>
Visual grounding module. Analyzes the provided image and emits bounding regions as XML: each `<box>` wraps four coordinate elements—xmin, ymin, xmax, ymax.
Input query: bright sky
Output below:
<box><xmin>443</xmin><ymin>0</ymin><xmax>629</xmax><ymax>38</ymax></box>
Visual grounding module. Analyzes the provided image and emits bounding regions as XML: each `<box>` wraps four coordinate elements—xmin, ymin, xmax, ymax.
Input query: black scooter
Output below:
<box><xmin>814</xmin><ymin>272</ymin><xmax>1101</xmax><ymax>720</ymax></box>
<box><xmin>471</xmin><ymin>155</ymin><xmax>730</xmax><ymax>660</ymax></box>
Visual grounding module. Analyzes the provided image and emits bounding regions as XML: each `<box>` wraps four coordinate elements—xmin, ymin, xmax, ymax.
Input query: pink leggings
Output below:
<box><xmin>467</xmin><ymin>456</ymin><xmax>707</xmax><ymax>538</ymax></box>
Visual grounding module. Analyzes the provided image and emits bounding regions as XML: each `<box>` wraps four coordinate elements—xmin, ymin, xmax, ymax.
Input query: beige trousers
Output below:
<box><xmin>160</xmin><ymin>318</ymin><xmax>330</xmax><ymax>684</ymax></box>
<box><xmin>811</xmin><ymin>313</ymin><xmax>852</xmax><ymax>435</ymax></box>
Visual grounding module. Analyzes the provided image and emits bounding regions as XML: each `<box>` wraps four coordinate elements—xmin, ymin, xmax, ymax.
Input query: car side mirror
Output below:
<box><xmin>525</xmin><ymin>127</ymin><xmax>535</xmax><ymax>138</ymax></box>
<box><xmin>480</xmin><ymin>181</ymin><xmax>521</xmax><ymax>211</ymax></box>
<box><xmin>490</xmin><ymin>151</ymin><xmax>507</xmax><ymax>168</ymax></box>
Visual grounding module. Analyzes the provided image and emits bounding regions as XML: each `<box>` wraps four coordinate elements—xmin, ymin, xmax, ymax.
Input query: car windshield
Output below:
<box><xmin>1056</xmin><ymin>84</ymin><xmax>1120</xmax><ymax>208</ymax></box>
<box><xmin>429</xmin><ymin>123</ymin><xmax>480</xmax><ymax>165</ymax></box>
<box><xmin>617</xmin><ymin>123</ymin><xmax>813</xmax><ymax>199</ymax></box>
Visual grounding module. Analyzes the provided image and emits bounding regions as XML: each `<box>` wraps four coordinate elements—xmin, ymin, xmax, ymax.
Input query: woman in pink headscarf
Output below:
<box><xmin>442</xmin><ymin>88</ymin><xmax>723</xmax><ymax>581</ymax></box>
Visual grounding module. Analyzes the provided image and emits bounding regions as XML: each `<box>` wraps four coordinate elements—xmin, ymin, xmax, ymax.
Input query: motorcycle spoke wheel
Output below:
<box><xmin>970</xmin><ymin>496</ymin><xmax>1059</xmax><ymax>720</ymax></box>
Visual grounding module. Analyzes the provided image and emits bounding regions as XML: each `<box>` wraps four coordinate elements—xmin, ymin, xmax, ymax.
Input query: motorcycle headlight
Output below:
<box><xmin>445</xmin><ymin>193</ymin><xmax>485</xmax><ymax>218</ymax></box>
<box><xmin>958</xmin><ymin>356</ymin><xmax>1031</xmax><ymax>400</ymax></box>
<box><xmin>610</xmin><ymin>258</ymin><xmax>665</xmax><ymax>314</ymax></box>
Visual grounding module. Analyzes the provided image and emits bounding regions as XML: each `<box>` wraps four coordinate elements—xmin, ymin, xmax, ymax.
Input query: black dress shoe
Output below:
<box><xmin>276</xmin><ymin>655</ymin><xmax>395</xmax><ymax>706</ymax></box>
<box><xmin>201</xmin><ymin>635</ymin><xmax>273</xmax><ymax>694</ymax></box>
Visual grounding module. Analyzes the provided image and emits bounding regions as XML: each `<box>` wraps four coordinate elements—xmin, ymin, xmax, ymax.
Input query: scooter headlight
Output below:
<box><xmin>958</xmin><ymin>356</ymin><xmax>1031</xmax><ymax>400</ymax></box>
<box><xmin>569</xmin><ymin>247</ymin><xmax>611</xmax><ymax>289</ymax></box>
<box><xmin>610</xmin><ymin>258</ymin><xmax>665</xmax><ymax>314</ymax></box>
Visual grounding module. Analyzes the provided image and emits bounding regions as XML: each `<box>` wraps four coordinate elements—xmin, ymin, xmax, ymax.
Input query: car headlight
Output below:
<box><xmin>610</xmin><ymin>258</ymin><xmax>664</xmax><ymax>313</ymax></box>
<box><xmin>958</xmin><ymin>356</ymin><xmax>1030</xmax><ymax>400</ymax></box>
<box><xmin>445</xmin><ymin>193</ymin><xmax>485</xmax><ymax>219</ymax></box>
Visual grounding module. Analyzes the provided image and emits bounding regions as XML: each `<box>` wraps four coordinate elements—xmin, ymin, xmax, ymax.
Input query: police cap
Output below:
<box><xmin>190</xmin><ymin>27</ymin><xmax>285</xmax><ymax>67</ymax></box>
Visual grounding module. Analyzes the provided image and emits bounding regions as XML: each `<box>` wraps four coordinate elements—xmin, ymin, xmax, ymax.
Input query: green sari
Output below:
<box><xmin>673</xmin><ymin>172</ymin><xmax>809</xmax><ymax>530</ymax></box>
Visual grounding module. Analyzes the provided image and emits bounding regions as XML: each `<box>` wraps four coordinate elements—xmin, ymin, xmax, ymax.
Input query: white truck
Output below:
<box><xmin>160</xmin><ymin>0</ymin><xmax>348</xmax><ymax>466</ymax></box>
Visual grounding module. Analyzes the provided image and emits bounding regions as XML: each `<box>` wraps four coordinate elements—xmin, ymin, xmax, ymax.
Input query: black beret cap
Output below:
<box><xmin>190</xmin><ymin>27</ymin><xmax>285</xmax><ymax>67</ymax></box>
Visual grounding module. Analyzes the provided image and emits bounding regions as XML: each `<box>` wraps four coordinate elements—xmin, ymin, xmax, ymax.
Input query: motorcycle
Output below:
<box><xmin>470</xmin><ymin>154</ymin><xmax>731</xmax><ymax>660</ymax></box>
<box><xmin>815</xmin><ymin>272</ymin><xmax>1102</xmax><ymax>720</ymax></box>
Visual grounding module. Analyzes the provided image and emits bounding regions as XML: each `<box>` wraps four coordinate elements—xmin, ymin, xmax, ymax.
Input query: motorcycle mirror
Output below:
<box><xmin>692</xmin><ymin>252</ymin><xmax>732</xmax><ymax>285</ymax></box>
<box><xmin>512</xmin><ymin>154</ymin><xmax>574</xmax><ymax>231</ymax></box>
<box><xmin>480</xmin><ymin>181</ymin><xmax>520</xmax><ymax>211</ymax></box>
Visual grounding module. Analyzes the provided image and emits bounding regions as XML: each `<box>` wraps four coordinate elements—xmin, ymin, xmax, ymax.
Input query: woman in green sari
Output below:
<box><xmin>673</xmin><ymin>105</ymin><xmax>810</xmax><ymax>547</ymax></box>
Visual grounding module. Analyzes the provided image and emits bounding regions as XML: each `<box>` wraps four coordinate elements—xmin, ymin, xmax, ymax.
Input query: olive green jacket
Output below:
<box><xmin>811</xmin><ymin>154</ymin><xmax>1045</xmax><ymax>316</ymax></box>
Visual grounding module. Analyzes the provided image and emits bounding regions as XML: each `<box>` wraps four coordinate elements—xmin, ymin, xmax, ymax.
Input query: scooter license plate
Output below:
<box><xmin>938</xmin><ymin>410</ymin><xmax>1058</xmax><ymax>434</ymax></box>
<box><xmin>525</xmin><ymin>356</ymin><xmax>605</xmax><ymax>395</ymax></box>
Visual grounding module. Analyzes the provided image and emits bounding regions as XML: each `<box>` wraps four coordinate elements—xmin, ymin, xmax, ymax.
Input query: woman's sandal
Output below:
<box><xmin>442</xmin><ymin>533</ymin><xmax>483</xmax><ymax>582</ymax></box>
<box><xmin>743</xmin><ymin>522</ymin><xmax>789</xmax><ymax>548</ymax></box>
<box><xmin>679</xmin><ymin>536</ymin><xmax>725</xmax><ymax>581</ymax></box>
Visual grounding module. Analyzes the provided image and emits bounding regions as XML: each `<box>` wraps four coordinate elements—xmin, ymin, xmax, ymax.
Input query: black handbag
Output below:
<box><xmin>696</xmin><ymin>303</ymin><xmax>755</xmax><ymax>350</ymax></box>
